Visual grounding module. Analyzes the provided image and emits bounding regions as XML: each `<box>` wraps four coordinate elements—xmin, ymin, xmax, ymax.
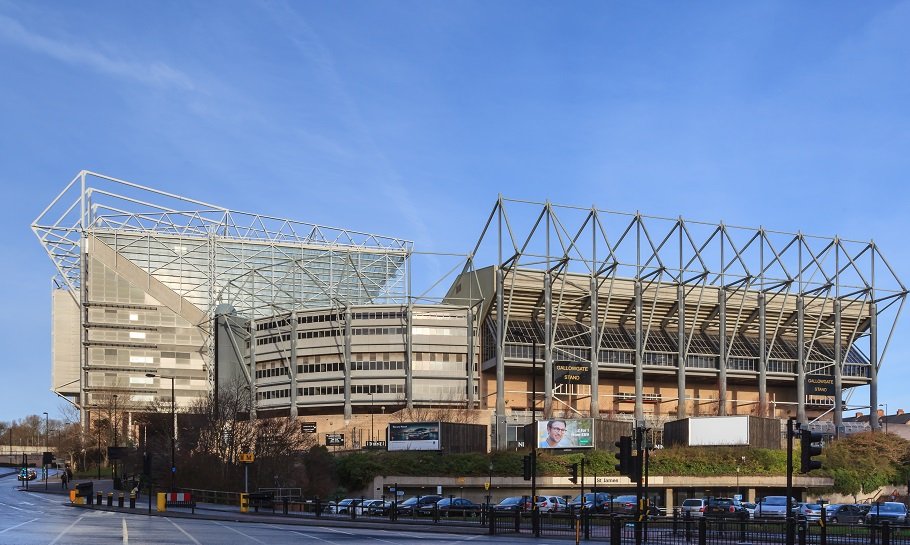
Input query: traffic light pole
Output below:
<box><xmin>786</xmin><ymin>418</ymin><xmax>795</xmax><ymax>545</ymax></box>
<box><xmin>635</xmin><ymin>426</ymin><xmax>644</xmax><ymax>545</ymax></box>
<box><xmin>531</xmin><ymin>342</ymin><xmax>539</xmax><ymax>537</ymax></box>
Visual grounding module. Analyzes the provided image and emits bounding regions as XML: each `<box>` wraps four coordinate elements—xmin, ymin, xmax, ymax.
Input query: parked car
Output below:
<box><xmin>334</xmin><ymin>498</ymin><xmax>362</xmax><ymax>514</ymax></box>
<box><xmin>396</xmin><ymin>495</ymin><xmax>443</xmax><ymax>515</ymax></box>
<box><xmin>537</xmin><ymin>495</ymin><xmax>568</xmax><ymax>512</ymax></box>
<box><xmin>741</xmin><ymin>502</ymin><xmax>757</xmax><ymax>519</ymax></box>
<box><xmin>418</xmin><ymin>497</ymin><xmax>482</xmax><ymax>516</ymax></box>
<box><xmin>494</xmin><ymin>496</ymin><xmax>531</xmax><ymax>511</ymax></box>
<box><xmin>358</xmin><ymin>499</ymin><xmax>386</xmax><ymax>515</ymax></box>
<box><xmin>705</xmin><ymin>498</ymin><xmax>748</xmax><ymax>519</ymax></box>
<box><xmin>755</xmin><ymin>496</ymin><xmax>798</xmax><ymax>519</ymax></box>
<box><xmin>797</xmin><ymin>503</ymin><xmax>824</xmax><ymax>522</ymax></box>
<box><xmin>568</xmin><ymin>492</ymin><xmax>612</xmax><ymax>512</ymax></box>
<box><xmin>610</xmin><ymin>494</ymin><xmax>639</xmax><ymax>515</ymax></box>
<box><xmin>826</xmin><ymin>504</ymin><xmax>867</xmax><ymax>524</ymax></box>
<box><xmin>366</xmin><ymin>500</ymin><xmax>393</xmax><ymax>516</ymax></box>
<box><xmin>866</xmin><ymin>502</ymin><xmax>908</xmax><ymax>525</ymax></box>
<box><xmin>680</xmin><ymin>498</ymin><xmax>707</xmax><ymax>518</ymax></box>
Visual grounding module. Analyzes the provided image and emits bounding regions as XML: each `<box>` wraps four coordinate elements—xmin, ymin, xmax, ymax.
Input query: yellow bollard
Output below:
<box><xmin>157</xmin><ymin>492</ymin><xmax>167</xmax><ymax>512</ymax></box>
<box><xmin>69</xmin><ymin>489</ymin><xmax>77</xmax><ymax>503</ymax></box>
<box><xmin>240</xmin><ymin>493</ymin><xmax>249</xmax><ymax>513</ymax></box>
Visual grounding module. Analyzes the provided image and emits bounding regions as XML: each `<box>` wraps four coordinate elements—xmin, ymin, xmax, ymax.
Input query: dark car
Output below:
<box><xmin>610</xmin><ymin>494</ymin><xmax>639</xmax><ymax>515</ymax></box>
<box><xmin>494</xmin><ymin>496</ymin><xmax>531</xmax><ymax>511</ymax></box>
<box><xmin>866</xmin><ymin>502</ymin><xmax>907</xmax><ymax>524</ymax></box>
<box><xmin>826</xmin><ymin>504</ymin><xmax>867</xmax><ymax>524</ymax></box>
<box><xmin>396</xmin><ymin>495</ymin><xmax>443</xmax><ymax>515</ymax></box>
<box><xmin>705</xmin><ymin>498</ymin><xmax>748</xmax><ymax>519</ymax></box>
<box><xmin>418</xmin><ymin>497</ymin><xmax>482</xmax><ymax>516</ymax></box>
<box><xmin>569</xmin><ymin>492</ymin><xmax>612</xmax><ymax>512</ymax></box>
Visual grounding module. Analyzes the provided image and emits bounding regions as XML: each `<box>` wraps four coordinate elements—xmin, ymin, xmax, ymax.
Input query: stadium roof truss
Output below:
<box><xmin>33</xmin><ymin>171</ymin><xmax>413</xmax><ymax>397</ymax></box>
<box><xmin>464</xmin><ymin>197</ymin><xmax>906</xmax><ymax>437</ymax></box>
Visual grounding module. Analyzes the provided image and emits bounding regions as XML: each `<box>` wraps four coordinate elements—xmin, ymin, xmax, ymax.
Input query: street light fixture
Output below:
<box><xmin>146</xmin><ymin>372</ymin><xmax>176</xmax><ymax>491</ymax></box>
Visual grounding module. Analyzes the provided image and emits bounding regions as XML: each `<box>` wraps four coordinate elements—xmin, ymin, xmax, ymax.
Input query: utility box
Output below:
<box><xmin>663</xmin><ymin>416</ymin><xmax>781</xmax><ymax>449</ymax></box>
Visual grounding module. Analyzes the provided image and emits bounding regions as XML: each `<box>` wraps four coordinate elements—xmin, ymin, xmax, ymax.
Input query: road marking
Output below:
<box><xmin>213</xmin><ymin>521</ymin><xmax>267</xmax><ymax>543</ymax></box>
<box><xmin>320</xmin><ymin>526</ymin><xmax>354</xmax><ymax>535</ymax></box>
<box><xmin>167</xmin><ymin>518</ymin><xmax>202</xmax><ymax>545</ymax></box>
<box><xmin>0</xmin><ymin>518</ymin><xmax>38</xmax><ymax>534</ymax></box>
<box><xmin>21</xmin><ymin>501</ymin><xmax>34</xmax><ymax>505</ymax></box>
<box><xmin>26</xmin><ymin>493</ymin><xmax>58</xmax><ymax>503</ymax></box>
<box><xmin>122</xmin><ymin>517</ymin><xmax>128</xmax><ymax>545</ymax></box>
<box><xmin>288</xmin><ymin>529</ymin><xmax>340</xmax><ymax>544</ymax></box>
<box><xmin>0</xmin><ymin>501</ymin><xmax>25</xmax><ymax>511</ymax></box>
<box><xmin>48</xmin><ymin>514</ymin><xmax>85</xmax><ymax>545</ymax></box>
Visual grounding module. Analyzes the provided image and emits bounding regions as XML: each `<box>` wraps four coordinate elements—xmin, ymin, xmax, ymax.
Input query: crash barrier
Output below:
<box><xmin>175</xmin><ymin>487</ymin><xmax>240</xmax><ymax>506</ymax></box>
<box><xmin>163</xmin><ymin>492</ymin><xmax>196</xmax><ymax>513</ymax></box>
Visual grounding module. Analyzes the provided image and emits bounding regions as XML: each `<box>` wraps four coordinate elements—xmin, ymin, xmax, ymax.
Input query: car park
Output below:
<box><xmin>826</xmin><ymin>504</ymin><xmax>867</xmax><ymax>524</ymax></box>
<box><xmin>866</xmin><ymin>502</ymin><xmax>908</xmax><ymax>524</ymax></box>
<box><xmin>704</xmin><ymin>498</ymin><xmax>747</xmax><ymax>519</ymax></box>
<box><xmin>681</xmin><ymin>498</ymin><xmax>707</xmax><ymax>518</ymax></box>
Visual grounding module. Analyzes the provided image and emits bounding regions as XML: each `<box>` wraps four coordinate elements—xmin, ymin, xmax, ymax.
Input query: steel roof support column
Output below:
<box><xmin>758</xmin><ymin>293</ymin><xmax>768</xmax><ymax>417</ymax></box>
<box><xmin>544</xmin><ymin>272</ymin><xmax>553</xmax><ymax>417</ymax></box>
<box><xmin>467</xmin><ymin>307</ymin><xmax>475</xmax><ymax>409</ymax></box>
<box><xmin>834</xmin><ymin>300</ymin><xmax>843</xmax><ymax>436</ymax></box>
<box><xmin>797</xmin><ymin>298</ymin><xmax>806</xmax><ymax>424</ymax></box>
<box><xmin>634</xmin><ymin>281</ymin><xmax>644</xmax><ymax>424</ymax></box>
<box><xmin>495</xmin><ymin>267</ymin><xmax>507</xmax><ymax>450</ymax></box>
<box><xmin>870</xmin><ymin>302</ymin><xmax>880</xmax><ymax>431</ymax></box>
<box><xmin>590</xmin><ymin>276</ymin><xmax>600</xmax><ymax>418</ymax></box>
<box><xmin>249</xmin><ymin>318</ymin><xmax>257</xmax><ymax>419</ymax></box>
<box><xmin>405</xmin><ymin>304</ymin><xmax>413</xmax><ymax>410</ymax></box>
<box><xmin>677</xmin><ymin>283</ymin><xmax>687</xmax><ymax>418</ymax></box>
<box><xmin>717</xmin><ymin>290</ymin><xmax>728</xmax><ymax>416</ymax></box>
<box><xmin>343</xmin><ymin>305</ymin><xmax>352</xmax><ymax>420</ymax></box>
<box><xmin>289</xmin><ymin>311</ymin><xmax>298</xmax><ymax>419</ymax></box>
<box><xmin>79</xmin><ymin>172</ymin><xmax>88</xmax><ymax>430</ymax></box>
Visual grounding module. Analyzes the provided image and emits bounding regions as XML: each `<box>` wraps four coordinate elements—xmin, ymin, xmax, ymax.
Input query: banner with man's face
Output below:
<box><xmin>537</xmin><ymin>419</ymin><xmax>594</xmax><ymax>449</ymax></box>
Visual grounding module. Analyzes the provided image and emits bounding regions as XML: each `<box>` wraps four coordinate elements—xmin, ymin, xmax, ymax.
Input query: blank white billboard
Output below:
<box><xmin>688</xmin><ymin>416</ymin><xmax>749</xmax><ymax>446</ymax></box>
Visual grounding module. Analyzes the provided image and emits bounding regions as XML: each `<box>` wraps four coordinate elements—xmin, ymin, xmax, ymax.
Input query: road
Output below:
<box><xmin>0</xmin><ymin>475</ymin><xmax>575</xmax><ymax>544</ymax></box>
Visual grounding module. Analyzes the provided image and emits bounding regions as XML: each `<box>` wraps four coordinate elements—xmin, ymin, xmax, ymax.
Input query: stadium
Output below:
<box><xmin>33</xmin><ymin>171</ymin><xmax>906</xmax><ymax>451</ymax></box>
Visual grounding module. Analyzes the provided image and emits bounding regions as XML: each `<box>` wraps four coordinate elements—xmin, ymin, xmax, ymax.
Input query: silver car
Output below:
<box><xmin>681</xmin><ymin>498</ymin><xmax>706</xmax><ymax>518</ymax></box>
<box><xmin>755</xmin><ymin>496</ymin><xmax>798</xmax><ymax>519</ymax></box>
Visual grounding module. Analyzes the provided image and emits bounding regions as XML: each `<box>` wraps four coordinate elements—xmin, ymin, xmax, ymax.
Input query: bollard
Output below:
<box><xmin>118</xmin><ymin>493</ymin><xmax>124</xmax><ymax>508</ymax></box>
<box><xmin>315</xmin><ymin>497</ymin><xmax>321</xmax><ymax>517</ymax></box>
<box><xmin>97</xmin><ymin>491</ymin><xmax>103</xmax><ymax>505</ymax></box>
<box><xmin>107</xmin><ymin>492</ymin><xmax>113</xmax><ymax>507</ymax></box>
<box><xmin>239</xmin><ymin>493</ymin><xmax>249</xmax><ymax>514</ymax></box>
<box><xmin>283</xmin><ymin>497</ymin><xmax>289</xmax><ymax>515</ymax></box>
<box><xmin>69</xmin><ymin>489</ymin><xmax>77</xmax><ymax>503</ymax></box>
<box><xmin>129</xmin><ymin>492</ymin><xmax>136</xmax><ymax>509</ymax></box>
<box><xmin>157</xmin><ymin>492</ymin><xmax>167</xmax><ymax>512</ymax></box>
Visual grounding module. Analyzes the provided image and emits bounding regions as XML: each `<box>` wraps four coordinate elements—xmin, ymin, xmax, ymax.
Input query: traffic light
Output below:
<box><xmin>800</xmin><ymin>430</ymin><xmax>823</xmax><ymax>473</ymax></box>
<box><xmin>143</xmin><ymin>452</ymin><xmax>153</xmax><ymax>476</ymax></box>
<box><xmin>42</xmin><ymin>451</ymin><xmax>54</xmax><ymax>466</ymax></box>
<box><xmin>614</xmin><ymin>435</ymin><xmax>634</xmax><ymax>477</ymax></box>
<box><xmin>568</xmin><ymin>462</ymin><xmax>579</xmax><ymax>484</ymax></box>
<box><xmin>522</xmin><ymin>455</ymin><xmax>532</xmax><ymax>481</ymax></box>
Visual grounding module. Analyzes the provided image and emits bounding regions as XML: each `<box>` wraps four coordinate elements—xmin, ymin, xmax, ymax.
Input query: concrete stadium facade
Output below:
<box><xmin>34</xmin><ymin>173</ymin><xmax>906</xmax><ymax>450</ymax></box>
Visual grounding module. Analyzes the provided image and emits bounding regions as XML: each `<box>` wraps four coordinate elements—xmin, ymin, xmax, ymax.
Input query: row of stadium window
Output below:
<box><xmin>254</xmin><ymin>326</ymin><xmax>466</xmax><ymax>346</ymax></box>
<box><xmin>255</xmin><ymin>311</ymin><xmax>465</xmax><ymax>332</ymax></box>
<box><xmin>257</xmin><ymin>383</ymin><xmax>406</xmax><ymax>400</ymax></box>
<box><xmin>255</xmin><ymin>360</ymin><xmax>408</xmax><ymax>379</ymax></box>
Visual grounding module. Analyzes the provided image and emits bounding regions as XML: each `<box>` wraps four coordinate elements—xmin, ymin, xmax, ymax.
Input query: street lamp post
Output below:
<box><xmin>43</xmin><ymin>412</ymin><xmax>48</xmax><ymax>490</ymax></box>
<box><xmin>112</xmin><ymin>394</ymin><xmax>119</xmax><ymax>487</ymax></box>
<box><xmin>880</xmin><ymin>403</ymin><xmax>889</xmax><ymax>434</ymax></box>
<box><xmin>370</xmin><ymin>392</ymin><xmax>375</xmax><ymax>443</ymax></box>
<box><xmin>146</xmin><ymin>373</ymin><xmax>176</xmax><ymax>491</ymax></box>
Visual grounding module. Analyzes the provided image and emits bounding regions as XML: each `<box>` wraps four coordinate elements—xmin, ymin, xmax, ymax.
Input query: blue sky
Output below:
<box><xmin>1</xmin><ymin>1</ymin><xmax>909</xmax><ymax>422</ymax></box>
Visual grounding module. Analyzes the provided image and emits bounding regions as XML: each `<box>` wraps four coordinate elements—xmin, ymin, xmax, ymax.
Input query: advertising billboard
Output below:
<box><xmin>388</xmin><ymin>422</ymin><xmax>441</xmax><ymax>451</ymax></box>
<box><xmin>536</xmin><ymin>418</ymin><xmax>594</xmax><ymax>449</ymax></box>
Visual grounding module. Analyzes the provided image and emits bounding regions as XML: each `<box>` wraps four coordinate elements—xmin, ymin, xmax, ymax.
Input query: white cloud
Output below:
<box><xmin>0</xmin><ymin>13</ymin><xmax>195</xmax><ymax>91</ymax></box>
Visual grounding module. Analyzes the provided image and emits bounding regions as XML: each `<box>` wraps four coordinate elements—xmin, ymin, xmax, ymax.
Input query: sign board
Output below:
<box><xmin>325</xmin><ymin>433</ymin><xmax>344</xmax><ymax>446</ymax></box>
<box><xmin>688</xmin><ymin>416</ymin><xmax>749</xmax><ymax>446</ymax></box>
<box><xmin>238</xmin><ymin>452</ymin><xmax>254</xmax><ymax>463</ymax></box>
<box><xmin>388</xmin><ymin>422</ymin><xmax>440</xmax><ymax>451</ymax></box>
<box><xmin>107</xmin><ymin>447</ymin><xmax>128</xmax><ymax>461</ymax></box>
<box><xmin>536</xmin><ymin>418</ymin><xmax>594</xmax><ymax>449</ymax></box>
<box><xmin>365</xmin><ymin>440</ymin><xmax>386</xmax><ymax>449</ymax></box>
<box><xmin>553</xmin><ymin>360</ymin><xmax>591</xmax><ymax>385</ymax></box>
<box><xmin>806</xmin><ymin>375</ymin><xmax>835</xmax><ymax>397</ymax></box>
<box><xmin>301</xmin><ymin>422</ymin><xmax>317</xmax><ymax>434</ymax></box>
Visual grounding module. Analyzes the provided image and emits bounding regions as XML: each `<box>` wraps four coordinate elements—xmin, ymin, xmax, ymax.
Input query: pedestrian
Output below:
<box><xmin>61</xmin><ymin>469</ymin><xmax>69</xmax><ymax>489</ymax></box>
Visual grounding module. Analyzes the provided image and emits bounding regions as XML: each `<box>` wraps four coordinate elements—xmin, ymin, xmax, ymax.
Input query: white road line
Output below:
<box><xmin>48</xmin><ymin>514</ymin><xmax>85</xmax><ymax>545</ymax></box>
<box><xmin>167</xmin><ymin>518</ymin><xmax>203</xmax><ymax>545</ymax></box>
<box><xmin>28</xmin><ymin>493</ymin><xmax>60</xmax><ymax>503</ymax></box>
<box><xmin>122</xmin><ymin>517</ymin><xmax>129</xmax><ymax>545</ymax></box>
<box><xmin>213</xmin><ymin>521</ymin><xmax>267</xmax><ymax>544</ymax></box>
<box><xmin>0</xmin><ymin>501</ymin><xmax>26</xmax><ymax>511</ymax></box>
<box><xmin>288</xmin><ymin>529</ymin><xmax>340</xmax><ymax>544</ymax></box>
<box><xmin>21</xmin><ymin>501</ymin><xmax>34</xmax><ymax>505</ymax></box>
<box><xmin>320</xmin><ymin>526</ymin><xmax>354</xmax><ymax>535</ymax></box>
<box><xmin>0</xmin><ymin>518</ymin><xmax>38</xmax><ymax>534</ymax></box>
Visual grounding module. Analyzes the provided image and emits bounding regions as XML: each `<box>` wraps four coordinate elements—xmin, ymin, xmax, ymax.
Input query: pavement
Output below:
<box><xmin>17</xmin><ymin>478</ymin><xmax>491</xmax><ymax>536</ymax></box>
